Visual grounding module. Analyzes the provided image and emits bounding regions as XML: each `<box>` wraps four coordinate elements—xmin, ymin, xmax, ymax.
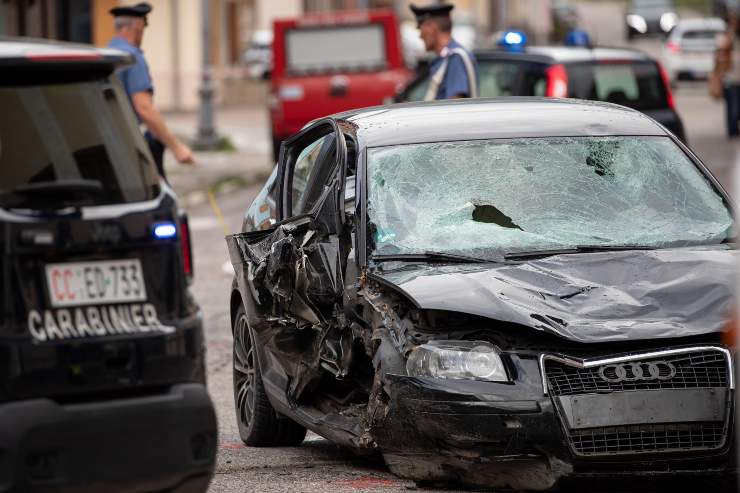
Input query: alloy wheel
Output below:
<box><xmin>233</xmin><ymin>313</ymin><xmax>257</xmax><ymax>430</ymax></box>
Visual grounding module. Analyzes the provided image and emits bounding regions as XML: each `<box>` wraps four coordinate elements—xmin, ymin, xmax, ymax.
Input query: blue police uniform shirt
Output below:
<box><xmin>429</xmin><ymin>38</ymin><xmax>478</xmax><ymax>100</ymax></box>
<box><xmin>107</xmin><ymin>37</ymin><xmax>154</xmax><ymax>121</ymax></box>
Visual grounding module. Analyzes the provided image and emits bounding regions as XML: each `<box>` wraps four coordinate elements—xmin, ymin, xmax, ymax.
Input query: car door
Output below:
<box><xmin>227</xmin><ymin>119</ymin><xmax>350</xmax><ymax>402</ymax></box>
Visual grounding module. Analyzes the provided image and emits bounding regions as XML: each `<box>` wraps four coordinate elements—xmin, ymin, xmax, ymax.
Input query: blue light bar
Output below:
<box><xmin>564</xmin><ymin>29</ymin><xmax>592</xmax><ymax>48</ymax></box>
<box><xmin>504</xmin><ymin>31</ymin><xmax>523</xmax><ymax>45</ymax></box>
<box><xmin>153</xmin><ymin>222</ymin><xmax>177</xmax><ymax>239</ymax></box>
<box><xmin>498</xmin><ymin>30</ymin><xmax>527</xmax><ymax>53</ymax></box>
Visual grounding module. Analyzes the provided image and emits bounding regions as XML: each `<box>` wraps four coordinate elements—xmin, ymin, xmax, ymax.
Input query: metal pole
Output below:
<box><xmin>170</xmin><ymin>0</ymin><xmax>181</xmax><ymax>110</ymax></box>
<box><xmin>196</xmin><ymin>0</ymin><xmax>218</xmax><ymax>149</ymax></box>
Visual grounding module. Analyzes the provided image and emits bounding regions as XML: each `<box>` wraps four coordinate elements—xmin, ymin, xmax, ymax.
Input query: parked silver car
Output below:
<box><xmin>663</xmin><ymin>17</ymin><xmax>726</xmax><ymax>82</ymax></box>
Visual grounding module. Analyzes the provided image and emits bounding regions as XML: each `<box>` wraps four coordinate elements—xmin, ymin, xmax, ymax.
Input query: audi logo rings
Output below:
<box><xmin>597</xmin><ymin>361</ymin><xmax>677</xmax><ymax>383</ymax></box>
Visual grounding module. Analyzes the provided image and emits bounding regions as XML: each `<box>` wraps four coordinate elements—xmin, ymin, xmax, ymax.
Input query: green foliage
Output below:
<box><xmin>192</xmin><ymin>136</ymin><xmax>238</xmax><ymax>152</ymax></box>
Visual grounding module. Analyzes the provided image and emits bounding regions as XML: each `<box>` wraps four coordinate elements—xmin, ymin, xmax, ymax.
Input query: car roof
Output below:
<box><xmin>0</xmin><ymin>37</ymin><xmax>131</xmax><ymax>68</ymax></box>
<box><xmin>335</xmin><ymin>98</ymin><xmax>668</xmax><ymax>147</ymax></box>
<box><xmin>474</xmin><ymin>46</ymin><xmax>655</xmax><ymax>64</ymax></box>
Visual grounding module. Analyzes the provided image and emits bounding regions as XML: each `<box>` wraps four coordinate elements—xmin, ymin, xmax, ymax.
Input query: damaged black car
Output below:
<box><xmin>227</xmin><ymin>98</ymin><xmax>736</xmax><ymax>491</ymax></box>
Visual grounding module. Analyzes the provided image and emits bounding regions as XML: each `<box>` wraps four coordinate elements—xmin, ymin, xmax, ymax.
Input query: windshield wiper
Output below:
<box><xmin>505</xmin><ymin>244</ymin><xmax>655</xmax><ymax>260</ymax></box>
<box><xmin>372</xmin><ymin>251</ymin><xmax>493</xmax><ymax>264</ymax></box>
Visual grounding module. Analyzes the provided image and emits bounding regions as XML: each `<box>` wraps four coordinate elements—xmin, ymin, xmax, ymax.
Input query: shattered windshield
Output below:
<box><xmin>367</xmin><ymin>136</ymin><xmax>732</xmax><ymax>259</ymax></box>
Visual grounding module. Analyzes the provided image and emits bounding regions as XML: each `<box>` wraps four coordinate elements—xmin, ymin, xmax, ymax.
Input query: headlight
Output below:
<box><xmin>660</xmin><ymin>12</ymin><xmax>678</xmax><ymax>32</ymax></box>
<box><xmin>406</xmin><ymin>341</ymin><xmax>509</xmax><ymax>382</ymax></box>
<box><xmin>626</xmin><ymin>14</ymin><xmax>648</xmax><ymax>34</ymax></box>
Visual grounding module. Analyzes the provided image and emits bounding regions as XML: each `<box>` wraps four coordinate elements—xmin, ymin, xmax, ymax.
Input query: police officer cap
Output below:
<box><xmin>410</xmin><ymin>3</ymin><xmax>454</xmax><ymax>26</ymax></box>
<box><xmin>110</xmin><ymin>2</ymin><xmax>152</xmax><ymax>18</ymax></box>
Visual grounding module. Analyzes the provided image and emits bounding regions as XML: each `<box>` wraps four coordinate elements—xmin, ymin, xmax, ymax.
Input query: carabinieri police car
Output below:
<box><xmin>396</xmin><ymin>31</ymin><xmax>686</xmax><ymax>142</ymax></box>
<box><xmin>0</xmin><ymin>39</ymin><xmax>216</xmax><ymax>492</ymax></box>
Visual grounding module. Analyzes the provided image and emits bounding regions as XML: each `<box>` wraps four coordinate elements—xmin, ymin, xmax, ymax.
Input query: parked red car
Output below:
<box><xmin>269</xmin><ymin>9</ymin><xmax>412</xmax><ymax>160</ymax></box>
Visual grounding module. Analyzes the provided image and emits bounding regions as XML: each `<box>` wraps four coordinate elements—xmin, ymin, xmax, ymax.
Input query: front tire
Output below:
<box><xmin>232</xmin><ymin>305</ymin><xmax>307</xmax><ymax>446</ymax></box>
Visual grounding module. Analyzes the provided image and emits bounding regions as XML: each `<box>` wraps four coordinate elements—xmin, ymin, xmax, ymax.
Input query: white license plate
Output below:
<box><xmin>45</xmin><ymin>259</ymin><xmax>147</xmax><ymax>307</ymax></box>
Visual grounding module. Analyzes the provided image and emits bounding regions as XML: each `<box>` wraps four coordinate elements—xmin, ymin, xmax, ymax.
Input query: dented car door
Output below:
<box><xmin>227</xmin><ymin>119</ymin><xmax>351</xmax><ymax>403</ymax></box>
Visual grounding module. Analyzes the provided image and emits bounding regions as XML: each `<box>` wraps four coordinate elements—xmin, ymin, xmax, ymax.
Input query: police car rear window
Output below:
<box><xmin>566</xmin><ymin>62</ymin><xmax>668</xmax><ymax>112</ymax></box>
<box><xmin>0</xmin><ymin>79</ymin><xmax>160</xmax><ymax>209</ymax></box>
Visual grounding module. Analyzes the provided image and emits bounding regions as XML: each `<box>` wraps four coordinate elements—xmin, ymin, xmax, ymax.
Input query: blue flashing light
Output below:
<box><xmin>153</xmin><ymin>222</ymin><xmax>177</xmax><ymax>239</ymax></box>
<box><xmin>504</xmin><ymin>31</ymin><xmax>523</xmax><ymax>45</ymax></box>
<box><xmin>498</xmin><ymin>30</ymin><xmax>527</xmax><ymax>53</ymax></box>
<box><xmin>564</xmin><ymin>29</ymin><xmax>592</xmax><ymax>48</ymax></box>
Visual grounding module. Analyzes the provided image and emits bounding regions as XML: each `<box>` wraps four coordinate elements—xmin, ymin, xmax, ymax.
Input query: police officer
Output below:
<box><xmin>108</xmin><ymin>2</ymin><xmax>194</xmax><ymax>177</ymax></box>
<box><xmin>411</xmin><ymin>3</ymin><xmax>479</xmax><ymax>101</ymax></box>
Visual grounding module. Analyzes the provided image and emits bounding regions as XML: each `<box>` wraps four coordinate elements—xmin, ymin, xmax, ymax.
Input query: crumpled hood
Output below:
<box><xmin>369</xmin><ymin>247</ymin><xmax>735</xmax><ymax>343</ymax></box>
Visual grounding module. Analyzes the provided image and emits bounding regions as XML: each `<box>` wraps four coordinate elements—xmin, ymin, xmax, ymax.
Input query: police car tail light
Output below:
<box><xmin>545</xmin><ymin>64</ymin><xmax>569</xmax><ymax>98</ymax></box>
<box><xmin>179</xmin><ymin>214</ymin><xmax>194</xmax><ymax>281</ymax></box>
<box><xmin>658</xmin><ymin>63</ymin><xmax>676</xmax><ymax>110</ymax></box>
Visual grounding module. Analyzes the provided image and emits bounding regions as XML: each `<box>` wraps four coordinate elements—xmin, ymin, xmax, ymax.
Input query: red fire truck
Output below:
<box><xmin>269</xmin><ymin>10</ymin><xmax>412</xmax><ymax>160</ymax></box>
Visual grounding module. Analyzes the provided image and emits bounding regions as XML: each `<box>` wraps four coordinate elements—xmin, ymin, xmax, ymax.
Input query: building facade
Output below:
<box><xmin>1</xmin><ymin>0</ymin><xmax>260</xmax><ymax>111</ymax></box>
<box><xmin>1</xmin><ymin>0</ymin><xmax>553</xmax><ymax>111</ymax></box>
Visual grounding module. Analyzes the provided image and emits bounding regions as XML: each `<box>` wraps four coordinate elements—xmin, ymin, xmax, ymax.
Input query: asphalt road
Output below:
<box><xmin>187</xmin><ymin>37</ymin><xmax>738</xmax><ymax>493</ymax></box>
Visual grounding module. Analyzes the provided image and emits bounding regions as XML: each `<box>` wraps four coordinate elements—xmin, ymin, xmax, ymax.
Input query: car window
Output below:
<box><xmin>367</xmin><ymin>136</ymin><xmax>731</xmax><ymax>260</ymax></box>
<box><xmin>244</xmin><ymin>166</ymin><xmax>279</xmax><ymax>232</ymax></box>
<box><xmin>479</xmin><ymin>62</ymin><xmax>523</xmax><ymax>97</ymax></box>
<box><xmin>400</xmin><ymin>60</ymin><xmax>546</xmax><ymax>101</ymax></box>
<box><xmin>286</xmin><ymin>24</ymin><xmax>387</xmax><ymax>74</ymax></box>
<box><xmin>0</xmin><ymin>79</ymin><xmax>160</xmax><ymax>208</ymax></box>
<box><xmin>522</xmin><ymin>64</ymin><xmax>547</xmax><ymax>96</ymax></box>
<box><xmin>402</xmin><ymin>73</ymin><xmax>432</xmax><ymax>102</ymax></box>
<box><xmin>290</xmin><ymin>133</ymin><xmax>336</xmax><ymax>216</ymax></box>
<box><xmin>681</xmin><ymin>29</ymin><xmax>723</xmax><ymax>40</ymax></box>
<box><xmin>566</xmin><ymin>62</ymin><xmax>668</xmax><ymax>111</ymax></box>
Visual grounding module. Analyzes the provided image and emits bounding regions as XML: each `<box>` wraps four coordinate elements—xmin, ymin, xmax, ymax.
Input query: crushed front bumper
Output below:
<box><xmin>0</xmin><ymin>383</ymin><xmax>217</xmax><ymax>493</ymax></box>
<box><xmin>373</xmin><ymin>347</ymin><xmax>737</xmax><ymax>490</ymax></box>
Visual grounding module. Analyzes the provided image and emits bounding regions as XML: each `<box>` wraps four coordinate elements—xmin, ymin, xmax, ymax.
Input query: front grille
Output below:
<box><xmin>570</xmin><ymin>422</ymin><xmax>727</xmax><ymax>456</ymax></box>
<box><xmin>543</xmin><ymin>348</ymin><xmax>732</xmax><ymax>458</ymax></box>
<box><xmin>546</xmin><ymin>350</ymin><xmax>728</xmax><ymax>396</ymax></box>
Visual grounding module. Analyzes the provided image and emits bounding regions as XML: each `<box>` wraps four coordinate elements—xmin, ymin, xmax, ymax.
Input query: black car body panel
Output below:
<box><xmin>369</xmin><ymin>247</ymin><xmax>734</xmax><ymax>343</ymax></box>
<box><xmin>644</xmin><ymin>106</ymin><xmax>685</xmax><ymax>139</ymax></box>
<box><xmin>0</xmin><ymin>39</ymin><xmax>216</xmax><ymax>491</ymax></box>
<box><xmin>229</xmin><ymin>99</ymin><xmax>736</xmax><ymax>490</ymax></box>
<box><xmin>0</xmin><ymin>384</ymin><xmax>216</xmax><ymax>493</ymax></box>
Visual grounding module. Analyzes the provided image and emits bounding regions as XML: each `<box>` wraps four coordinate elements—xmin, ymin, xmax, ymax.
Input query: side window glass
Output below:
<box><xmin>405</xmin><ymin>75</ymin><xmax>431</xmax><ymax>102</ymax></box>
<box><xmin>478</xmin><ymin>62</ymin><xmax>522</xmax><ymax>97</ymax></box>
<box><xmin>243</xmin><ymin>166</ymin><xmax>279</xmax><ymax>232</ymax></box>
<box><xmin>532</xmin><ymin>77</ymin><xmax>547</xmax><ymax>97</ymax></box>
<box><xmin>290</xmin><ymin>133</ymin><xmax>335</xmax><ymax>215</ymax></box>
